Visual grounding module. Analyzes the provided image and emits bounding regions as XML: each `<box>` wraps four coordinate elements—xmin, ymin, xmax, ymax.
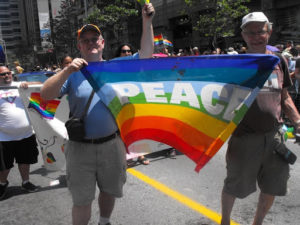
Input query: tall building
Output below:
<box><xmin>0</xmin><ymin>0</ymin><xmax>41</xmax><ymax>64</ymax></box>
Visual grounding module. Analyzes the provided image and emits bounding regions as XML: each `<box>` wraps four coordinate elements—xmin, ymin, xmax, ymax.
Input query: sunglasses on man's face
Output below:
<box><xmin>121</xmin><ymin>49</ymin><xmax>132</xmax><ymax>53</ymax></box>
<box><xmin>0</xmin><ymin>71</ymin><xmax>12</xmax><ymax>76</ymax></box>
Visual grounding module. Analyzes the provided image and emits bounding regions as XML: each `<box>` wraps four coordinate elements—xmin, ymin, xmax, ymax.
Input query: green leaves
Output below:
<box><xmin>85</xmin><ymin>1</ymin><xmax>138</xmax><ymax>35</ymax></box>
<box><xmin>184</xmin><ymin>0</ymin><xmax>250</xmax><ymax>44</ymax></box>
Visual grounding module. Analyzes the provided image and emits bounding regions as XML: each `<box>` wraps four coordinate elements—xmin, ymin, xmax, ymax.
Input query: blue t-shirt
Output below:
<box><xmin>60</xmin><ymin>54</ymin><xmax>139</xmax><ymax>139</ymax></box>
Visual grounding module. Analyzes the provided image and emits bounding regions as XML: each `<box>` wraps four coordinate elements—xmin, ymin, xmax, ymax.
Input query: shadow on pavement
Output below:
<box><xmin>0</xmin><ymin>175</ymin><xmax>67</xmax><ymax>201</ymax></box>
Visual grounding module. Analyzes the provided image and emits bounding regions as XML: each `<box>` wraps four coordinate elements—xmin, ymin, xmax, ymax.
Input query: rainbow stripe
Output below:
<box><xmin>28</xmin><ymin>92</ymin><xmax>60</xmax><ymax>119</ymax></box>
<box><xmin>163</xmin><ymin>39</ymin><xmax>173</xmax><ymax>47</ymax></box>
<box><xmin>81</xmin><ymin>55</ymin><xmax>279</xmax><ymax>171</ymax></box>
<box><xmin>154</xmin><ymin>34</ymin><xmax>163</xmax><ymax>45</ymax></box>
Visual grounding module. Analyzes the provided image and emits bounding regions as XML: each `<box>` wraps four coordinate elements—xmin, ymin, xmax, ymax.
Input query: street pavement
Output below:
<box><xmin>1</xmin><ymin>140</ymin><xmax>300</xmax><ymax>225</ymax></box>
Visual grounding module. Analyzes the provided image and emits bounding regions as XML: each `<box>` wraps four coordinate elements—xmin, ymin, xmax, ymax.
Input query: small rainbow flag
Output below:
<box><xmin>81</xmin><ymin>55</ymin><xmax>279</xmax><ymax>172</ymax></box>
<box><xmin>154</xmin><ymin>34</ymin><xmax>163</xmax><ymax>45</ymax></box>
<box><xmin>137</xmin><ymin>0</ymin><xmax>150</xmax><ymax>6</ymax></box>
<box><xmin>163</xmin><ymin>39</ymin><xmax>173</xmax><ymax>47</ymax></box>
<box><xmin>28</xmin><ymin>92</ymin><xmax>60</xmax><ymax>119</ymax></box>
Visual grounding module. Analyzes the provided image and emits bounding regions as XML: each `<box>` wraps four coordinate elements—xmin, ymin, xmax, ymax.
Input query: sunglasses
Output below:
<box><xmin>80</xmin><ymin>37</ymin><xmax>100</xmax><ymax>45</ymax></box>
<box><xmin>121</xmin><ymin>49</ymin><xmax>132</xmax><ymax>53</ymax></box>
<box><xmin>0</xmin><ymin>71</ymin><xmax>12</xmax><ymax>76</ymax></box>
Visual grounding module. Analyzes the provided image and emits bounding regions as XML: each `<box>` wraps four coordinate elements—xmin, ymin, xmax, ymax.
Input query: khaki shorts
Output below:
<box><xmin>65</xmin><ymin>135</ymin><xmax>127</xmax><ymax>206</ymax></box>
<box><xmin>223</xmin><ymin>130</ymin><xmax>289</xmax><ymax>198</ymax></box>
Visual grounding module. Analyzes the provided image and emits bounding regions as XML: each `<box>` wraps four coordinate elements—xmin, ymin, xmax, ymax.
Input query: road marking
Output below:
<box><xmin>127</xmin><ymin>168</ymin><xmax>240</xmax><ymax>225</ymax></box>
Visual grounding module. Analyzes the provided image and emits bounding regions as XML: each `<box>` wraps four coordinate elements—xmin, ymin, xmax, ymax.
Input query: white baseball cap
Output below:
<box><xmin>241</xmin><ymin>12</ymin><xmax>270</xmax><ymax>29</ymax></box>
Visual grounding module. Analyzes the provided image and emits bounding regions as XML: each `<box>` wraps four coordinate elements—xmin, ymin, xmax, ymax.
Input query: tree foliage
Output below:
<box><xmin>184</xmin><ymin>0</ymin><xmax>250</xmax><ymax>46</ymax></box>
<box><xmin>85</xmin><ymin>0</ymin><xmax>138</xmax><ymax>42</ymax></box>
<box><xmin>52</xmin><ymin>0</ymin><xmax>77</xmax><ymax>58</ymax></box>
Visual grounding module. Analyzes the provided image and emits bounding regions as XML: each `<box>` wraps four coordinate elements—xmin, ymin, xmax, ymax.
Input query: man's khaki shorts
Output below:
<box><xmin>223</xmin><ymin>130</ymin><xmax>289</xmax><ymax>198</ymax></box>
<box><xmin>65</xmin><ymin>135</ymin><xmax>127</xmax><ymax>206</ymax></box>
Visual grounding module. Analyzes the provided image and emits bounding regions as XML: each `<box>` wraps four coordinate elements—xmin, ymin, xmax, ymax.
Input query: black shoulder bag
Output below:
<box><xmin>65</xmin><ymin>90</ymin><xmax>95</xmax><ymax>141</ymax></box>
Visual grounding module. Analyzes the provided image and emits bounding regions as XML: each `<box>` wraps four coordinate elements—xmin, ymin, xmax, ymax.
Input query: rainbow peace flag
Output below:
<box><xmin>81</xmin><ymin>55</ymin><xmax>279</xmax><ymax>172</ymax></box>
<box><xmin>154</xmin><ymin>34</ymin><xmax>163</xmax><ymax>45</ymax></box>
<box><xmin>29</xmin><ymin>92</ymin><xmax>60</xmax><ymax>119</ymax></box>
<box><xmin>163</xmin><ymin>39</ymin><xmax>173</xmax><ymax>47</ymax></box>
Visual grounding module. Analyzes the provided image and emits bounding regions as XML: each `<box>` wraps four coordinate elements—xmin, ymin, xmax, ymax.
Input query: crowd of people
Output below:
<box><xmin>1</xmin><ymin>5</ymin><xmax>300</xmax><ymax>225</ymax></box>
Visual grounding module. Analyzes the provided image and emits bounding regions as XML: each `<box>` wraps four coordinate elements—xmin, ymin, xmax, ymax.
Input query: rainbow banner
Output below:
<box><xmin>81</xmin><ymin>55</ymin><xmax>279</xmax><ymax>172</ymax></box>
<box><xmin>163</xmin><ymin>39</ymin><xmax>173</xmax><ymax>47</ymax></box>
<box><xmin>19</xmin><ymin>85</ymin><xmax>69</xmax><ymax>171</ymax></box>
<box><xmin>154</xmin><ymin>34</ymin><xmax>163</xmax><ymax>45</ymax></box>
<box><xmin>29</xmin><ymin>92</ymin><xmax>60</xmax><ymax>119</ymax></box>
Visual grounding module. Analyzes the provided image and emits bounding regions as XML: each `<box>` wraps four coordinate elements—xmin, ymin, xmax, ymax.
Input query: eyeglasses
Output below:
<box><xmin>121</xmin><ymin>49</ymin><xmax>132</xmax><ymax>53</ymax></box>
<box><xmin>80</xmin><ymin>37</ymin><xmax>100</xmax><ymax>45</ymax></box>
<box><xmin>242</xmin><ymin>30</ymin><xmax>268</xmax><ymax>37</ymax></box>
<box><xmin>0</xmin><ymin>71</ymin><xmax>12</xmax><ymax>76</ymax></box>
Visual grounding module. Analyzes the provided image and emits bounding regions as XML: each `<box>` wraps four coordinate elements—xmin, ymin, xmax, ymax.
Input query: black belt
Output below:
<box><xmin>82</xmin><ymin>131</ymin><xmax>120</xmax><ymax>144</ymax></box>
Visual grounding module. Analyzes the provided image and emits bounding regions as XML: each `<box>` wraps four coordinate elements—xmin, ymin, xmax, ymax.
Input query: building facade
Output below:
<box><xmin>0</xmin><ymin>0</ymin><xmax>41</xmax><ymax>65</ymax></box>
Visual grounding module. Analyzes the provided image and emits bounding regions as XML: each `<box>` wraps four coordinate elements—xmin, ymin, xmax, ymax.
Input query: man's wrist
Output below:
<box><xmin>294</xmin><ymin>119</ymin><xmax>300</xmax><ymax>128</ymax></box>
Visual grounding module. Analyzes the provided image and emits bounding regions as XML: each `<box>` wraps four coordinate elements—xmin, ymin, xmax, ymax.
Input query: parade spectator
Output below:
<box><xmin>41</xmin><ymin>3</ymin><xmax>155</xmax><ymax>225</ymax></box>
<box><xmin>239</xmin><ymin>46</ymin><xmax>247</xmax><ymax>54</ymax></box>
<box><xmin>220</xmin><ymin>12</ymin><xmax>300</xmax><ymax>225</ymax></box>
<box><xmin>283</xmin><ymin>40</ymin><xmax>294</xmax><ymax>53</ymax></box>
<box><xmin>61</xmin><ymin>56</ymin><xmax>73</xmax><ymax>69</ymax></box>
<box><xmin>216</xmin><ymin>47</ymin><xmax>222</xmax><ymax>54</ymax></box>
<box><xmin>0</xmin><ymin>66</ymin><xmax>41</xmax><ymax>200</ymax></box>
<box><xmin>183</xmin><ymin>46</ymin><xmax>194</xmax><ymax>56</ymax></box>
<box><xmin>192</xmin><ymin>46</ymin><xmax>200</xmax><ymax>55</ymax></box>
<box><xmin>115</xmin><ymin>43</ymin><xmax>135</xmax><ymax>58</ymax></box>
<box><xmin>275</xmin><ymin>44</ymin><xmax>284</xmax><ymax>53</ymax></box>
<box><xmin>227</xmin><ymin>47</ymin><xmax>238</xmax><ymax>55</ymax></box>
<box><xmin>13</xmin><ymin>61</ymin><xmax>24</xmax><ymax>74</ymax></box>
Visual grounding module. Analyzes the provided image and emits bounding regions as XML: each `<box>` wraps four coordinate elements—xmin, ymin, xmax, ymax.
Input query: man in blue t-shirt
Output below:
<box><xmin>41</xmin><ymin>3</ymin><xmax>155</xmax><ymax>225</ymax></box>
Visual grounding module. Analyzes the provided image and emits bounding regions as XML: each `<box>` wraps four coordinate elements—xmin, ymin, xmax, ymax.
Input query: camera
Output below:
<box><xmin>274</xmin><ymin>139</ymin><xmax>297</xmax><ymax>165</ymax></box>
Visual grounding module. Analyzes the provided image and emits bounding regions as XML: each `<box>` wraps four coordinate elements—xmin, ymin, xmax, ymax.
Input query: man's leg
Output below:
<box><xmin>72</xmin><ymin>203</ymin><xmax>92</xmax><ymax>225</ymax></box>
<box><xmin>98</xmin><ymin>191</ymin><xmax>115</xmax><ymax>224</ymax></box>
<box><xmin>252</xmin><ymin>192</ymin><xmax>275</xmax><ymax>225</ymax></box>
<box><xmin>221</xmin><ymin>188</ymin><xmax>236</xmax><ymax>225</ymax></box>
<box><xmin>18</xmin><ymin>163</ymin><xmax>30</xmax><ymax>181</ymax></box>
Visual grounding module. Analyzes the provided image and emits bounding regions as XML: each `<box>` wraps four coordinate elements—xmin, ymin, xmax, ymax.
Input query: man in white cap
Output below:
<box><xmin>221</xmin><ymin>12</ymin><xmax>300</xmax><ymax>225</ymax></box>
<box><xmin>41</xmin><ymin>3</ymin><xmax>155</xmax><ymax>225</ymax></box>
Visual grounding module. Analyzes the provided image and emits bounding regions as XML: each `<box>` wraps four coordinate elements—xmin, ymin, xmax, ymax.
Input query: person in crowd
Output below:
<box><xmin>227</xmin><ymin>47</ymin><xmax>238</xmax><ymax>55</ymax></box>
<box><xmin>283</xmin><ymin>40</ymin><xmax>294</xmax><ymax>53</ymax></box>
<box><xmin>14</xmin><ymin>61</ymin><xmax>24</xmax><ymax>74</ymax></box>
<box><xmin>182</xmin><ymin>46</ymin><xmax>194</xmax><ymax>56</ymax></box>
<box><xmin>0</xmin><ymin>65</ymin><xmax>41</xmax><ymax>200</ymax></box>
<box><xmin>115</xmin><ymin>44</ymin><xmax>135</xmax><ymax>58</ymax></box>
<box><xmin>211</xmin><ymin>49</ymin><xmax>217</xmax><ymax>55</ymax></box>
<box><xmin>40</xmin><ymin>3</ymin><xmax>155</xmax><ymax>225</ymax></box>
<box><xmin>61</xmin><ymin>56</ymin><xmax>73</xmax><ymax>69</ymax></box>
<box><xmin>192</xmin><ymin>47</ymin><xmax>200</xmax><ymax>56</ymax></box>
<box><xmin>239</xmin><ymin>46</ymin><xmax>247</xmax><ymax>54</ymax></box>
<box><xmin>220</xmin><ymin>12</ymin><xmax>300</xmax><ymax>225</ymax></box>
<box><xmin>275</xmin><ymin>44</ymin><xmax>284</xmax><ymax>53</ymax></box>
<box><xmin>115</xmin><ymin>43</ymin><xmax>150</xmax><ymax>166</ymax></box>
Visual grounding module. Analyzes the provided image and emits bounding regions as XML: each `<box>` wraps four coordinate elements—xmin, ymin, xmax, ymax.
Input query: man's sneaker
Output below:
<box><xmin>0</xmin><ymin>181</ymin><xmax>9</xmax><ymax>200</ymax></box>
<box><xmin>21</xmin><ymin>181</ymin><xmax>39</xmax><ymax>193</ymax></box>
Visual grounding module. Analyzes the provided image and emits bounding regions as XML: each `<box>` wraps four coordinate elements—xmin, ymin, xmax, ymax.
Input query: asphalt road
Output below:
<box><xmin>1</xmin><ymin>140</ymin><xmax>300</xmax><ymax>225</ymax></box>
